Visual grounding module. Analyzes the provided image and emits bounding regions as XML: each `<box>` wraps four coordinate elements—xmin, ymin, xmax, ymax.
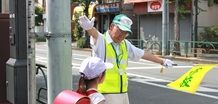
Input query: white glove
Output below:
<box><xmin>78</xmin><ymin>15</ymin><xmax>95</xmax><ymax>30</ymax></box>
<box><xmin>163</xmin><ymin>59</ymin><xmax>174</xmax><ymax>67</ymax></box>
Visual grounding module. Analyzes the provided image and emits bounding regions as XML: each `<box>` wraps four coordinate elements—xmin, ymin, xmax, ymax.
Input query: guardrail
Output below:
<box><xmin>127</xmin><ymin>39</ymin><xmax>141</xmax><ymax>48</ymax></box>
<box><xmin>128</xmin><ymin>38</ymin><xmax>162</xmax><ymax>54</ymax></box>
<box><xmin>127</xmin><ymin>39</ymin><xmax>218</xmax><ymax>57</ymax></box>
<box><xmin>169</xmin><ymin>40</ymin><xmax>218</xmax><ymax>57</ymax></box>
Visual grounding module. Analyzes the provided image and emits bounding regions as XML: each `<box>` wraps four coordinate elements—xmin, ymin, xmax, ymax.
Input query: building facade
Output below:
<box><xmin>198</xmin><ymin>0</ymin><xmax>218</xmax><ymax>33</ymax></box>
<box><xmin>95</xmin><ymin>0</ymin><xmax>218</xmax><ymax>48</ymax></box>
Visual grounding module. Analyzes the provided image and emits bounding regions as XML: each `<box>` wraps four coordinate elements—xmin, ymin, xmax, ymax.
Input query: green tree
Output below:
<box><xmin>72</xmin><ymin>0</ymin><xmax>93</xmax><ymax>48</ymax></box>
<box><xmin>208</xmin><ymin>0</ymin><xmax>215</xmax><ymax>6</ymax></box>
<box><xmin>74</xmin><ymin>0</ymin><xmax>92</xmax><ymax>16</ymax></box>
<box><xmin>35</xmin><ymin>6</ymin><xmax>44</xmax><ymax>26</ymax></box>
<box><xmin>80</xmin><ymin>0</ymin><xmax>93</xmax><ymax>48</ymax></box>
<box><xmin>172</xmin><ymin>0</ymin><xmax>215</xmax><ymax>56</ymax></box>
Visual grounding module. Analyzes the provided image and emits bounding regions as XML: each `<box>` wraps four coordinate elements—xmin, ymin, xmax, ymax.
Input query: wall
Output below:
<box><xmin>139</xmin><ymin>14</ymin><xmax>192</xmax><ymax>41</ymax></box>
<box><xmin>0</xmin><ymin>13</ymin><xmax>9</xmax><ymax>103</ymax></box>
<box><xmin>198</xmin><ymin>1</ymin><xmax>218</xmax><ymax>32</ymax></box>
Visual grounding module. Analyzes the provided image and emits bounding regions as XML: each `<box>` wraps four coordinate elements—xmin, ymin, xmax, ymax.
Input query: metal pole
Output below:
<box><xmin>27</xmin><ymin>0</ymin><xmax>36</xmax><ymax>103</ymax></box>
<box><xmin>47</xmin><ymin>0</ymin><xmax>72</xmax><ymax>103</ymax></box>
<box><xmin>162</xmin><ymin>0</ymin><xmax>167</xmax><ymax>56</ymax></box>
<box><xmin>166</xmin><ymin>0</ymin><xmax>170</xmax><ymax>55</ymax></box>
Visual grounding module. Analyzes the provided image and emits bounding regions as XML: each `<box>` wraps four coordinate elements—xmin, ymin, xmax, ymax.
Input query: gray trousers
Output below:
<box><xmin>103</xmin><ymin>93</ymin><xmax>129</xmax><ymax>104</ymax></box>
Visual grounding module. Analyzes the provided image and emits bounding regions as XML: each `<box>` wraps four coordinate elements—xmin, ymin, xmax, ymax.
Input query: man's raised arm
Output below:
<box><xmin>78</xmin><ymin>15</ymin><xmax>98</xmax><ymax>41</ymax></box>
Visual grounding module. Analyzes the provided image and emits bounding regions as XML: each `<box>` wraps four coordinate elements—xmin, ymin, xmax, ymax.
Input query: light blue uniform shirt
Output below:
<box><xmin>90</xmin><ymin>31</ymin><xmax>144</xmax><ymax>61</ymax></box>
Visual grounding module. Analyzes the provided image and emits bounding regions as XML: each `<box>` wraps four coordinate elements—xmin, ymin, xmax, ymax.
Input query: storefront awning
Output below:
<box><xmin>124</xmin><ymin>0</ymin><xmax>158</xmax><ymax>4</ymax></box>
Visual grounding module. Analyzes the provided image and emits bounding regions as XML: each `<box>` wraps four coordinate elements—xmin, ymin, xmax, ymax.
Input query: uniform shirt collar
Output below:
<box><xmin>105</xmin><ymin>31</ymin><xmax>119</xmax><ymax>46</ymax></box>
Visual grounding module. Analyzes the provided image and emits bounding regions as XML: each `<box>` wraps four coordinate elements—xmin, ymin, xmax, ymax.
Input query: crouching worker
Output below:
<box><xmin>77</xmin><ymin>57</ymin><xmax>113</xmax><ymax>104</ymax></box>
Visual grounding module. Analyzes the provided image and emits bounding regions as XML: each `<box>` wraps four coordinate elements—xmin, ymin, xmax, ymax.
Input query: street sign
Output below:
<box><xmin>148</xmin><ymin>0</ymin><xmax>163</xmax><ymax>12</ymax></box>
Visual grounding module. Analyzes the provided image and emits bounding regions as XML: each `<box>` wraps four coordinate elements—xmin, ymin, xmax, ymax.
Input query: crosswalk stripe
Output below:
<box><xmin>127</xmin><ymin>65</ymin><xmax>193</xmax><ymax>70</ymax></box>
<box><xmin>198</xmin><ymin>87</ymin><xmax>218</xmax><ymax>92</ymax></box>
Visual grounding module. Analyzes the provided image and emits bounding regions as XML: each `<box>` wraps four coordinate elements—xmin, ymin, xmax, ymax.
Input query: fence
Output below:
<box><xmin>169</xmin><ymin>40</ymin><xmax>218</xmax><ymax>57</ymax></box>
<box><xmin>127</xmin><ymin>39</ymin><xmax>218</xmax><ymax>57</ymax></box>
<box><xmin>128</xmin><ymin>38</ymin><xmax>162</xmax><ymax>54</ymax></box>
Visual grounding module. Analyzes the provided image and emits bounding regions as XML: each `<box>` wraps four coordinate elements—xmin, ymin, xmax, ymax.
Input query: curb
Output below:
<box><xmin>163</xmin><ymin>56</ymin><xmax>218</xmax><ymax>64</ymax></box>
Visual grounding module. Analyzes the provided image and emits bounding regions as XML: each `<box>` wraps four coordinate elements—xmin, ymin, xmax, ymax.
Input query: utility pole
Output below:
<box><xmin>194</xmin><ymin>0</ymin><xmax>198</xmax><ymax>42</ymax></box>
<box><xmin>27</xmin><ymin>0</ymin><xmax>36</xmax><ymax>103</ymax></box>
<box><xmin>46</xmin><ymin>0</ymin><xmax>72</xmax><ymax>103</ymax></box>
<box><xmin>162</xmin><ymin>0</ymin><xmax>167</xmax><ymax>56</ymax></box>
<box><xmin>193</xmin><ymin>0</ymin><xmax>198</xmax><ymax>57</ymax></box>
<box><xmin>166</xmin><ymin>0</ymin><xmax>170</xmax><ymax>55</ymax></box>
<box><xmin>173</xmin><ymin>0</ymin><xmax>181</xmax><ymax>56</ymax></box>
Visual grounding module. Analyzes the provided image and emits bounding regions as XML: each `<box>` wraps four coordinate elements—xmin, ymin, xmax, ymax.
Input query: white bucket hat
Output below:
<box><xmin>79</xmin><ymin>57</ymin><xmax>113</xmax><ymax>80</ymax></box>
<box><xmin>112</xmin><ymin>14</ymin><xmax>133</xmax><ymax>34</ymax></box>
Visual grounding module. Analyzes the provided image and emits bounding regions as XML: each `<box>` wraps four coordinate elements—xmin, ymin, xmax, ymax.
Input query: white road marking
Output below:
<box><xmin>72</xmin><ymin>63</ymin><xmax>80</xmax><ymax>66</ymax></box>
<box><xmin>198</xmin><ymin>87</ymin><xmax>218</xmax><ymax>92</ymax></box>
<box><xmin>131</xmin><ymin>78</ymin><xmax>218</xmax><ymax>100</ymax></box>
<box><xmin>36</xmin><ymin>56</ymin><xmax>47</xmax><ymax>60</ymax></box>
<box><xmin>128</xmin><ymin>73</ymin><xmax>170</xmax><ymax>82</ymax></box>
<box><xmin>127</xmin><ymin>66</ymin><xmax>193</xmax><ymax>70</ymax></box>
<box><xmin>36</xmin><ymin>56</ymin><xmax>218</xmax><ymax>99</ymax></box>
<box><xmin>36</xmin><ymin>56</ymin><xmax>47</xmax><ymax>64</ymax></box>
<box><xmin>128</xmin><ymin>73</ymin><xmax>218</xmax><ymax>100</ymax></box>
<box><xmin>129</xmin><ymin>60</ymin><xmax>156</xmax><ymax>65</ymax></box>
<box><xmin>73</xmin><ymin>57</ymin><xmax>84</xmax><ymax>61</ymax></box>
<box><xmin>72</xmin><ymin>66</ymin><xmax>80</xmax><ymax>69</ymax></box>
<box><xmin>36</xmin><ymin>49</ymin><xmax>47</xmax><ymax>52</ymax></box>
<box><xmin>72</xmin><ymin>53</ymin><xmax>90</xmax><ymax>57</ymax></box>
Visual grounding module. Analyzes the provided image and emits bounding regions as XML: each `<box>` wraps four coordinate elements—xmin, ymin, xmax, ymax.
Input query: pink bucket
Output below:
<box><xmin>53</xmin><ymin>90</ymin><xmax>90</xmax><ymax>104</ymax></box>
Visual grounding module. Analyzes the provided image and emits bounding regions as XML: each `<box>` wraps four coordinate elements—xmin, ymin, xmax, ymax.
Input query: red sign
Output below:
<box><xmin>150</xmin><ymin>1</ymin><xmax>161</xmax><ymax>10</ymax></box>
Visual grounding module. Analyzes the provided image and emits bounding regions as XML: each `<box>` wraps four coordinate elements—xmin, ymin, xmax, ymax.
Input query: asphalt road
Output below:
<box><xmin>36</xmin><ymin>42</ymin><xmax>218</xmax><ymax>104</ymax></box>
<box><xmin>36</xmin><ymin>73</ymin><xmax>218</xmax><ymax>104</ymax></box>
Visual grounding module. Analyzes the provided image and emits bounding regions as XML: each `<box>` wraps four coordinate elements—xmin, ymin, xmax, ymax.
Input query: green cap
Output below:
<box><xmin>112</xmin><ymin>14</ymin><xmax>133</xmax><ymax>34</ymax></box>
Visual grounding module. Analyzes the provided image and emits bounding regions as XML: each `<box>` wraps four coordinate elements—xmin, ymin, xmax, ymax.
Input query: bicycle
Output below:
<box><xmin>141</xmin><ymin>35</ymin><xmax>161</xmax><ymax>54</ymax></box>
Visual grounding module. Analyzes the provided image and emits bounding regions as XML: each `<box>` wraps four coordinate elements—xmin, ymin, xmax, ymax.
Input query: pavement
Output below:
<box><xmin>71</xmin><ymin>42</ymin><xmax>218</xmax><ymax>64</ymax></box>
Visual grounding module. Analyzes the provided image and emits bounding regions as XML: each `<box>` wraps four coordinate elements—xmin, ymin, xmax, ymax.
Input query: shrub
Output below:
<box><xmin>199</xmin><ymin>25</ymin><xmax>218</xmax><ymax>50</ymax></box>
<box><xmin>36</xmin><ymin>36</ymin><xmax>46</xmax><ymax>42</ymax></box>
<box><xmin>77</xmin><ymin>37</ymin><xmax>86</xmax><ymax>48</ymax></box>
<box><xmin>199</xmin><ymin>26</ymin><xmax>218</xmax><ymax>42</ymax></box>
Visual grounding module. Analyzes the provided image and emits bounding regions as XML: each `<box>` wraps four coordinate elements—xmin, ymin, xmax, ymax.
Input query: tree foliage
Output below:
<box><xmin>199</xmin><ymin>26</ymin><xmax>218</xmax><ymax>42</ymax></box>
<box><xmin>71</xmin><ymin>0</ymin><xmax>93</xmax><ymax>48</ymax></box>
<box><xmin>35</xmin><ymin>6</ymin><xmax>44</xmax><ymax>26</ymax></box>
<box><xmin>178</xmin><ymin>0</ymin><xmax>192</xmax><ymax>14</ymax></box>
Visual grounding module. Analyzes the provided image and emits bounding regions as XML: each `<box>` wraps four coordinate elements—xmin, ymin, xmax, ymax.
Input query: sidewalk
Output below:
<box><xmin>164</xmin><ymin>55</ymin><xmax>218</xmax><ymax>64</ymax></box>
<box><xmin>72</xmin><ymin>42</ymin><xmax>218</xmax><ymax>64</ymax></box>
